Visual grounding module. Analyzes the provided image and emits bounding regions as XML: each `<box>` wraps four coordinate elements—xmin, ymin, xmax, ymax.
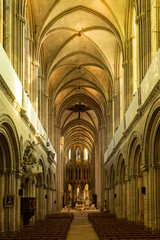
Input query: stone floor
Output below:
<box><xmin>66</xmin><ymin>211</ymin><xmax>99</xmax><ymax>240</ymax></box>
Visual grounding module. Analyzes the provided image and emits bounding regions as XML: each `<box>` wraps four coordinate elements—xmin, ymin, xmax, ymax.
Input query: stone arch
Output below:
<box><xmin>143</xmin><ymin>98</ymin><xmax>160</xmax><ymax>166</ymax></box>
<box><xmin>38</xmin><ymin>156</ymin><xmax>46</xmax><ymax>185</ymax></box>
<box><xmin>116</xmin><ymin>152</ymin><xmax>126</xmax><ymax>183</ymax></box>
<box><xmin>116</xmin><ymin>153</ymin><xmax>127</xmax><ymax>218</ymax></box>
<box><xmin>127</xmin><ymin>131</ymin><xmax>143</xmax><ymax>221</ymax></box>
<box><xmin>127</xmin><ymin>131</ymin><xmax>142</xmax><ymax>177</ymax></box>
<box><xmin>0</xmin><ymin>115</ymin><xmax>20</xmax><ymax>231</ymax></box>
<box><xmin>143</xmin><ymin>98</ymin><xmax>160</xmax><ymax>228</ymax></box>
<box><xmin>0</xmin><ymin>114</ymin><xmax>21</xmax><ymax>171</ymax></box>
<box><xmin>35</xmin><ymin>156</ymin><xmax>46</xmax><ymax>219</ymax></box>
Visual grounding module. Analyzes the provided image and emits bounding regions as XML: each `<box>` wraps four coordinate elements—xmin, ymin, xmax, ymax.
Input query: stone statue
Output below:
<box><xmin>22</xmin><ymin>141</ymin><xmax>42</xmax><ymax>178</ymax></box>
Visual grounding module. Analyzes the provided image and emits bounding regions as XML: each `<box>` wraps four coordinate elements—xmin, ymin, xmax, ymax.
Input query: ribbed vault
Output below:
<box><xmin>28</xmin><ymin>0</ymin><xmax>127</xmax><ymax>207</ymax></box>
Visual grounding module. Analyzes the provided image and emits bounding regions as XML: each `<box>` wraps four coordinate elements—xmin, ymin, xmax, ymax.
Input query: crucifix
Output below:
<box><xmin>67</xmin><ymin>102</ymin><xmax>91</xmax><ymax>119</ymax></box>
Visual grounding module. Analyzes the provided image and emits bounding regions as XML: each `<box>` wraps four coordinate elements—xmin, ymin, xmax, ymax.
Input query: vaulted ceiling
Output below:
<box><xmin>30</xmin><ymin>0</ymin><xmax>127</xmax><ymax>153</ymax></box>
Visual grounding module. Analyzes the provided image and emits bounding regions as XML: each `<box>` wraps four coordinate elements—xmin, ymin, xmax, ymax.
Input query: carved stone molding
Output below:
<box><xmin>16</xmin><ymin>170</ymin><xmax>23</xmax><ymax>178</ymax></box>
<box><xmin>136</xmin><ymin>12</ymin><xmax>145</xmax><ymax>23</ymax></box>
<box><xmin>140</xmin><ymin>165</ymin><xmax>149</xmax><ymax>173</ymax></box>
<box><xmin>43</xmin><ymin>183</ymin><xmax>47</xmax><ymax>189</ymax></box>
<box><xmin>0</xmin><ymin>75</ymin><xmax>15</xmax><ymax>103</ymax></box>
<box><xmin>6</xmin><ymin>169</ymin><xmax>15</xmax><ymax>175</ymax></box>
<box><xmin>130</xmin><ymin>174</ymin><xmax>137</xmax><ymax>179</ymax></box>
<box><xmin>122</xmin><ymin>60</ymin><xmax>128</xmax><ymax>68</ymax></box>
<box><xmin>47</xmin><ymin>150</ymin><xmax>55</xmax><ymax>165</ymax></box>
<box><xmin>125</xmin><ymin>176</ymin><xmax>130</xmax><ymax>182</ymax></box>
<box><xmin>140</xmin><ymin>80</ymin><xmax>160</xmax><ymax>114</ymax></box>
<box><xmin>0</xmin><ymin>168</ymin><xmax>6</xmax><ymax>175</ymax></box>
<box><xmin>16</xmin><ymin>13</ymin><xmax>26</xmax><ymax>24</ymax></box>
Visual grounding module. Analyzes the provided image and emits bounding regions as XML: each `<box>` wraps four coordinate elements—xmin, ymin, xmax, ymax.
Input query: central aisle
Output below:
<box><xmin>66</xmin><ymin>212</ymin><xmax>99</xmax><ymax>240</ymax></box>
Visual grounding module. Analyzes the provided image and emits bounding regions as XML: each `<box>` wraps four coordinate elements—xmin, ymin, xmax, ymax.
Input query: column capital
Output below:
<box><xmin>0</xmin><ymin>168</ymin><xmax>6</xmax><ymax>175</ymax></box>
<box><xmin>16</xmin><ymin>13</ymin><xmax>26</xmax><ymax>24</ymax></box>
<box><xmin>43</xmin><ymin>183</ymin><xmax>47</xmax><ymax>189</ymax></box>
<box><xmin>122</xmin><ymin>60</ymin><xmax>128</xmax><ymax>68</ymax></box>
<box><xmin>114</xmin><ymin>180</ymin><xmax>118</xmax><ymax>185</ymax></box>
<box><xmin>6</xmin><ymin>169</ymin><xmax>15</xmax><ymax>175</ymax></box>
<box><xmin>32</xmin><ymin>176</ymin><xmax>37</xmax><ymax>184</ymax></box>
<box><xmin>32</xmin><ymin>61</ymin><xmax>39</xmax><ymax>68</ymax></box>
<box><xmin>28</xmin><ymin>177</ymin><xmax>34</xmax><ymax>183</ymax></box>
<box><xmin>36</xmin><ymin>182</ymin><xmax>42</xmax><ymax>188</ymax></box>
<box><xmin>125</xmin><ymin>176</ymin><xmax>131</xmax><ymax>182</ymax></box>
<box><xmin>16</xmin><ymin>170</ymin><xmax>23</xmax><ymax>178</ymax></box>
<box><xmin>130</xmin><ymin>174</ymin><xmax>137</xmax><ymax>179</ymax></box>
<box><xmin>149</xmin><ymin>163</ymin><xmax>157</xmax><ymax>169</ymax></box>
<box><xmin>26</xmin><ymin>36</ymin><xmax>34</xmax><ymax>42</ymax></box>
<box><xmin>136</xmin><ymin>12</ymin><xmax>145</xmax><ymax>23</ymax></box>
<box><xmin>140</xmin><ymin>165</ymin><xmax>149</xmax><ymax>173</ymax></box>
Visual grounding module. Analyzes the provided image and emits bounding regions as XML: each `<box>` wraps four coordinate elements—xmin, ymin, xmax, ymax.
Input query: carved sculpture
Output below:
<box><xmin>22</xmin><ymin>141</ymin><xmax>43</xmax><ymax>179</ymax></box>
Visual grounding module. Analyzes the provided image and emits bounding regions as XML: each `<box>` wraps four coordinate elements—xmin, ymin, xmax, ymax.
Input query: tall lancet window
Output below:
<box><xmin>76</xmin><ymin>147</ymin><xmax>80</xmax><ymax>162</ymax></box>
<box><xmin>68</xmin><ymin>149</ymin><xmax>71</xmax><ymax>160</ymax></box>
<box><xmin>84</xmin><ymin>148</ymin><xmax>88</xmax><ymax>160</ymax></box>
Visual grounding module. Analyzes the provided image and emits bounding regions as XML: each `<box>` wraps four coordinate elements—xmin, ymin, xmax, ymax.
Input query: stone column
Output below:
<box><xmin>109</xmin><ymin>185</ymin><xmax>115</xmax><ymax>213</ymax></box>
<box><xmin>123</xmin><ymin>181</ymin><xmax>127</xmax><ymax>218</ymax></box>
<box><xmin>0</xmin><ymin>169</ymin><xmax>6</xmax><ymax>232</ymax></box>
<box><xmin>43</xmin><ymin>93</ymin><xmax>49</xmax><ymax>131</ymax></box>
<box><xmin>114</xmin><ymin>182</ymin><xmax>119</xmax><ymax>217</ymax></box>
<box><xmin>36</xmin><ymin>182</ymin><xmax>40</xmax><ymax>219</ymax></box>
<box><xmin>29</xmin><ymin>177</ymin><xmax>33</xmax><ymax>197</ymax></box>
<box><xmin>16</xmin><ymin>6</ymin><xmax>26</xmax><ymax>83</ymax></box>
<box><xmin>94</xmin><ymin>141</ymin><xmax>99</xmax><ymax>207</ymax></box>
<box><xmin>3</xmin><ymin>0</ymin><xmax>11</xmax><ymax>59</ymax></box>
<box><xmin>126</xmin><ymin>176</ymin><xmax>131</xmax><ymax>220</ymax></box>
<box><xmin>119</xmin><ymin>64</ymin><xmax>124</xmax><ymax>122</ymax></box>
<box><xmin>55</xmin><ymin>126</ymin><xmax>62</xmax><ymax>210</ymax></box>
<box><xmin>47</xmin><ymin>187</ymin><xmax>52</xmax><ymax>214</ymax></box>
<box><xmin>153</xmin><ymin>166</ymin><xmax>158</xmax><ymax>229</ymax></box>
<box><xmin>0</xmin><ymin>0</ymin><xmax>3</xmax><ymax>43</ymax></box>
<box><xmin>39</xmin><ymin>183</ymin><xmax>43</xmax><ymax>219</ymax></box>
<box><xmin>148</xmin><ymin>165</ymin><xmax>154</xmax><ymax>228</ymax></box>
<box><xmin>106</xmin><ymin>187</ymin><xmax>109</xmax><ymax>211</ymax></box>
<box><xmin>53</xmin><ymin>190</ymin><xmax>56</xmax><ymax>212</ymax></box>
<box><xmin>150</xmin><ymin>0</ymin><xmax>159</xmax><ymax>59</ymax></box>
<box><xmin>99</xmin><ymin>126</ymin><xmax>105</xmax><ymax>208</ymax></box>
<box><xmin>15</xmin><ymin>171</ymin><xmax>23</xmax><ymax>230</ymax></box>
<box><xmin>44</xmin><ymin>184</ymin><xmax>47</xmax><ymax>217</ymax></box>
<box><xmin>32</xmin><ymin>177</ymin><xmax>36</xmax><ymax>197</ymax></box>
<box><xmin>130</xmin><ymin>175</ymin><xmax>136</xmax><ymax>221</ymax></box>
<box><xmin>31</xmin><ymin>61</ymin><xmax>39</xmax><ymax>112</ymax></box>
<box><xmin>142</xmin><ymin>165</ymin><xmax>149</xmax><ymax>227</ymax></box>
<box><xmin>51</xmin><ymin>189</ymin><xmax>54</xmax><ymax>212</ymax></box>
<box><xmin>8</xmin><ymin>169</ymin><xmax>16</xmax><ymax>231</ymax></box>
<box><xmin>157</xmin><ymin>165</ymin><xmax>160</xmax><ymax>228</ymax></box>
<box><xmin>32</xmin><ymin>177</ymin><xmax>36</xmax><ymax>224</ymax></box>
<box><xmin>112</xmin><ymin>96</ymin><xmax>115</xmax><ymax>133</ymax></box>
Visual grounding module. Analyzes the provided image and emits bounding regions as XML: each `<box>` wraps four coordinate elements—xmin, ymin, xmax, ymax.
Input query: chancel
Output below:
<box><xmin>0</xmin><ymin>0</ymin><xmax>160</xmax><ymax>239</ymax></box>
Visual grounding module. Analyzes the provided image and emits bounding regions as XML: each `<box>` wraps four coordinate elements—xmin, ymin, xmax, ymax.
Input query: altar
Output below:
<box><xmin>75</xmin><ymin>203</ymin><xmax>84</xmax><ymax>211</ymax></box>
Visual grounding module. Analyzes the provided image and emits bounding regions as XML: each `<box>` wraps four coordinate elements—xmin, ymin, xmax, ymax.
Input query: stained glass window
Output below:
<box><xmin>68</xmin><ymin>149</ymin><xmax>71</xmax><ymax>160</ymax></box>
<box><xmin>84</xmin><ymin>148</ymin><xmax>88</xmax><ymax>160</ymax></box>
<box><xmin>76</xmin><ymin>147</ymin><xmax>80</xmax><ymax>161</ymax></box>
